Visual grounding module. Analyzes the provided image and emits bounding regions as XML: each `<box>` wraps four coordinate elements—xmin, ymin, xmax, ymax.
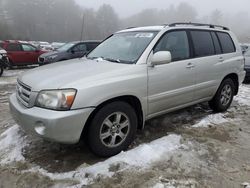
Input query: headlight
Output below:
<box><xmin>35</xmin><ymin>89</ymin><xmax>77</xmax><ymax>110</ymax></box>
<box><xmin>48</xmin><ymin>55</ymin><xmax>58</xmax><ymax>60</ymax></box>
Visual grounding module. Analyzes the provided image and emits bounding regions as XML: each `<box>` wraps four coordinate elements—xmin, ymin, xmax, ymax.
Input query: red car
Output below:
<box><xmin>0</xmin><ymin>41</ymin><xmax>47</xmax><ymax>66</ymax></box>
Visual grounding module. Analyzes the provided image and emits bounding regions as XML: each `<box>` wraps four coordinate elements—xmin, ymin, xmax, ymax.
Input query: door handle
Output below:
<box><xmin>186</xmin><ymin>63</ymin><xmax>195</xmax><ymax>69</ymax></box>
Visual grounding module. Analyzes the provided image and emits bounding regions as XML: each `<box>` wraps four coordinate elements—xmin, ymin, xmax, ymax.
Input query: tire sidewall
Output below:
<box><xmin>0</xmin><ymin>64</ymin><xmax>3</xmax><ymax>76</ymax></box>
<box><xmin>88</xmin><ymin>101</ymin><xmax>138</xmax><ymax>157</ymax></box>
<box><xmin>215</xmin><ymin>79</ymin><xmax>235</xmax><ymax>111</ymax></box>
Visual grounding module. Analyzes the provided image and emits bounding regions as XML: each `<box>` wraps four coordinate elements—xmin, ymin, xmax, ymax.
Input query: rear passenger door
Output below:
<box><xmin>148</xmin><ymin>30</ymin><xmax>195</xmax><ymax>116</ymax></box>
<box><xmin>189</xmin><ymin>30</ymin><xmax>225</xmax><ymax>101</ymax></box>
<box><xmin>190</xmin><ymin>30</ymin><xmax>237</xmax><ymax>101</ymax></box>
<box><xmin>6</xmin><ymin>43</ymin><xmax>23</xmax><ymax>65</ymax></box>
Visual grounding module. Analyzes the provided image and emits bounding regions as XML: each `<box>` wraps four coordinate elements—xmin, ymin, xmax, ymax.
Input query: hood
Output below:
<box><xmin>19</xmin><ymin>58</ymin><xmax>134</xmax><ymax>91</ymax></box>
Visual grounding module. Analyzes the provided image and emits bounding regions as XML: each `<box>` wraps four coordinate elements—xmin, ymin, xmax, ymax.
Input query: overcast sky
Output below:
<box><xmin>75</xmin><ymin>0</ymin><xmax>250</xmax><ymax>18</ymax></box>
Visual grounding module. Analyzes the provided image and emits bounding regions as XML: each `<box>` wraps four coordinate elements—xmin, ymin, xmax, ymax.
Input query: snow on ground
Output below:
<box><xmin>0</xmin><ymin>125</ymin><xmax>28</xmax><ymax>164</ymax></box>
<box><xmin>193</xmin><ymin>85</ymin><xmax>250</xmax><ymax>128</ymax></box>
<box><xmin>0</xmin><ymin>124</ymin><xmax>182</xmax><ymax>186</ymax></box>
<box><xmin>192</xmin><ymin>113</ymin><xmax>229</xmax><ymax>128</ymax></box>
<box><xmin>235</xmin><ymin>85</ymin><xmax>250</xmax><ymax>106</ymax></box>
<box><xmin>153</xmin><ymin>178</ymin><xmax>197</xmax><ymax>188</ymax></box>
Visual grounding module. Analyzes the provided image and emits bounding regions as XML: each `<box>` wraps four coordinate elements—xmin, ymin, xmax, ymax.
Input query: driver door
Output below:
<box><xmin>148</xmin><ymin>30</ymin><xmax>196</xmax><ymax>117</ymax></box>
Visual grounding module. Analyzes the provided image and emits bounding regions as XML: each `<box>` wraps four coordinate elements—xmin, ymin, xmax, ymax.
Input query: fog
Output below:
<box><xmin>75</xmin><ymin>0</ymin><xmax>250</xmax><ymax>18</ymax></box>
<box><xmin>0</xmin><ymin>0</ymin><xmax>250</xmax><ymax>42</ymax></box>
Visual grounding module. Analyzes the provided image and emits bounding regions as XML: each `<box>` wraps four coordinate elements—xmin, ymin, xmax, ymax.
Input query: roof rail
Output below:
<box><xmin>126</xmin><ymin>26</ymin><xmax>136</xmax><ymax>29</ymax></box>
<box><xmin>167</xmin><ymin>22</ymin><xmax>229</xmax><ymax>31</ymax></box>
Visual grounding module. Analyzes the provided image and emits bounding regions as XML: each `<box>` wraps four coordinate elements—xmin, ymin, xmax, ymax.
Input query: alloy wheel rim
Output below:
<box><xmin>220</xmin><ymin>84</ymin><xmax>232</xmax><ymax>106</ymax></box>
<box><xmin>100</xmin><ymin>112</ymin><xmax>130</xmax><ymax>148</ymax></box>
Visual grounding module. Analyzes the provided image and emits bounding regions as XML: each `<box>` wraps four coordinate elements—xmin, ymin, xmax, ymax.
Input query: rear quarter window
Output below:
<box><xmin>216</xmin><ymin>32</ymin><xmax>236</xmax><ymax>53</ymax></box>
<box><xmin>190</xmin><ymin>30</ymin><xmax>215</xmax><ymax>57</ymax></box>
<box><xmin>6</xmin><ymin>43</ymin><xmax>22</xmax><ymax>51</ymax></box>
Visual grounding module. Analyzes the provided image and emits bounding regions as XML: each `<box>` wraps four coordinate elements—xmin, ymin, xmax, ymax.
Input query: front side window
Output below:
<box><xmin>22</xmin><ymin>44</ymin><xmax>36</xmax><ymax>51</ymax></box>
<box><xmin>191</xmin><ymin>30</ymin><xmax>215</xmax><ymax>57</ymax></box>
<box><xmin>87</xmin><ymin>31</ymin><xmax>158</xmax><ymax>64</ymax></box>
<box><xmin>154</xmin><ymin>31</ymin><xmax>190</xmax><ymax>61</ymax></box>
<box><xmin>217</xmin><ymin>32</ymin><xmax>235</xmax><ymax>53</ymax></box>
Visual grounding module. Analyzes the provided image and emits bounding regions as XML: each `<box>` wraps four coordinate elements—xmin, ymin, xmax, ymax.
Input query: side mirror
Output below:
<box><xmin>151</xmin><ymin>51</ymin><xmax>172</xmax><ymax>66</ymax></box>
<box><xmin>71</xmin><ymin>49</ymin><xmax>75</xmax><ymax>54</ymax></box>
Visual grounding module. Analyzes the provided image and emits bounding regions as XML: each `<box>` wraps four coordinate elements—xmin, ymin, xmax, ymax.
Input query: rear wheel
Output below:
<box><xmin>87</xmin><ymin>101</ymin><xmax>138</xmax><ymax>157</ymax></box>
<box><xmin>209</xmin><ymin>78</ymin><xmax>235</xmax><ymax>112</ymax></box>
<box><xmin>0</xmin><ymin>64</ymin><xmax>3</xmax><ymax>77</ymax></box>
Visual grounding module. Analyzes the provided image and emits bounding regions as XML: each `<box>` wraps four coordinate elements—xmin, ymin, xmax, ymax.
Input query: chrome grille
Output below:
<box><xmin>16</xmin><ymin>80</ymin><xmax>31</xmax><ymax>107</ymax></box>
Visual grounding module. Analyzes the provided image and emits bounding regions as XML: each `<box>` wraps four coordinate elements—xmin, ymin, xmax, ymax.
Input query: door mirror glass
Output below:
<box><xmin>151</xmin><ymin>51</ymin><xmax>172</xmax><ymax>66</ymax></box>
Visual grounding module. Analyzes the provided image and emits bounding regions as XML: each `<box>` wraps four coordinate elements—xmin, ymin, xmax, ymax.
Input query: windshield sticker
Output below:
<box><xmin>134</xmin><ymin>33</ymin><xmax>154</xmax><ymax>38</ymax></box>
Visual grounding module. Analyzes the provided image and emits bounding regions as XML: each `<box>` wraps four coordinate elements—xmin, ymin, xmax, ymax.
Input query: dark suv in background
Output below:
<box><xmin>38</xmin><ymin>40</ymin><xmax>100</xmax><ymax>65</ymax></box>
<box><xmin>0</xmin><ymin>41</ymin><xmax>47</xmax><ymax>66</ymax></box>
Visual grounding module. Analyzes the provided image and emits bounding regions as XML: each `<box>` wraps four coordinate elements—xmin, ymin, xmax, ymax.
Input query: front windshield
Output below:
<box><xmin>57</xmin><ymin>42</ymin><xmax>75</xmax><ymax>52</ymax></box>
<box><xmin>87</xmin><ymin>31</ymin><xmax>158</xmax><ymax>64</ymax></box>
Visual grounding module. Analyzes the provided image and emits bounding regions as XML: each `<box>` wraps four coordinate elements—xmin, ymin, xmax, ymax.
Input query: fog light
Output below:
<box><xmin>35</xmin><ymin>122</ymin><xmax>46</xmax><ymax>135</ymax></box>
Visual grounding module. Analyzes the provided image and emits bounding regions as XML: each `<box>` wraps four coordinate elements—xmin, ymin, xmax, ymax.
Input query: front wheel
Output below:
<box><xmin>209</xmin><ymin>78</ymin><xmax>235</xmax><ymax>112</ymax></box>
<box><xmin>87</xmin><ymin>101</ymin><xmax>138</xmax><ymax>157</ymax></box>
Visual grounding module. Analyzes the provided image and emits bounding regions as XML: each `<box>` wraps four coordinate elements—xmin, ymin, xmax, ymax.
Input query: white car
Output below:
<box><xmin>10</xmin><ymin>23</ymin><xmax>245</xmax><ymax>157</ymax></box>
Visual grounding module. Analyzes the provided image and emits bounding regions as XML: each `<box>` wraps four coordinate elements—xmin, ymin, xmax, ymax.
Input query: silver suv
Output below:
<box><xmin>9</xmin><ymin>23</ymin><xmax>246</xmax><ymax>157</ymax></box>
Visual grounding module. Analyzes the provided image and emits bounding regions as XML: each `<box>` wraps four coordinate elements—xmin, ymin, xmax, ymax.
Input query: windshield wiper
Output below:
<box><xmin>103</xmin><ymin>57</ymin><xmax>121</xmax><ymax>63</ymax></box>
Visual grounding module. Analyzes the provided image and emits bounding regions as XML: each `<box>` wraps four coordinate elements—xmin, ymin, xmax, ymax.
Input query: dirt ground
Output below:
<box><xmin>0</xmin><ymin>69</ymin><xmax>250</xmax><ymax>188</ymax></box>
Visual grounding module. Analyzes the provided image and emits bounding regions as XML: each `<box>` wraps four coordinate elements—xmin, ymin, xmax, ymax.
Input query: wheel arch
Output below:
<box><xmin>222</xmin><ymin>73</ymin><xmax>239</xmax><ymax>95</ymax></box>
<box><xmin>80</xmin><ymin>95</ymin><xmax>145</xmax><ymax>140</ymax></box>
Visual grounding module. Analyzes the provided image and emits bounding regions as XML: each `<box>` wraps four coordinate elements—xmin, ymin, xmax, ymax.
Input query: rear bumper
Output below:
<box><xmin>9</xmin><ymin>93</ymin><xmax>94</xmax><ymax>144</ymax></box>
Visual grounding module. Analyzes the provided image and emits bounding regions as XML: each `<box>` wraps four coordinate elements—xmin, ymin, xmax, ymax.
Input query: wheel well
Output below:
<box><xmin>81</xmin><ymin>95</ymin><xmax>144</xmax><ymax>139</ymax></box>
<box><xmin>223</xmin><ymin>73</ymin><xmax>239</xmax><ymax>95</ymax></box>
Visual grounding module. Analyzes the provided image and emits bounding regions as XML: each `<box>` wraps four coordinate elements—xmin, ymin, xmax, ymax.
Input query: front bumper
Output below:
<box><xmin>9</xmin><ymin>93</ymin><xmax>94</xmax><ymax>144</ymax></box>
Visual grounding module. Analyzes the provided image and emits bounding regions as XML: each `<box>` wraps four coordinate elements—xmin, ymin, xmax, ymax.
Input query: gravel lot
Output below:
<box><xmin>0</xmin><ymin>69</ymin><xmax>250</xmax><ymax>188</ymax></box>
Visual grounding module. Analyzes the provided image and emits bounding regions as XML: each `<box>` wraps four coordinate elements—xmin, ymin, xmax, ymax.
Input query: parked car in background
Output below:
<box><xmin>51</xmin><ymin>42</ymin><xmax>65</xmax><ymax>50</ymax></box>
<box><xmin>38</xmin><ymin>40</ymin><xmax>100</xmax><ymax>65</ymax></box>
<box><xmin>0</xmin><ymin>47</ymin><xmax>8</xmax><ymax>76</ymax></box>
<box><xmin>240</xmin><ymin>43</ymin><xmax>250</xmax><ymax>54</ymax></box>
<box><xmin>0</xmin><ymin>40</ymin><xmax>47</xmax><ymax>66</ymax></box>
<box><xmin>243</xmin><ymin>49</ymin><xmax>250</xmax><ymax>82</ymax></box>
<box><xmin>38</xmin><ymin>41</ymin><xmax>54</xmax><ymax>51</ymax></box>
<box><xmin>10</xmin><ymin>23</ymin><xmax>245</xmax><ymax>157</ymax></box>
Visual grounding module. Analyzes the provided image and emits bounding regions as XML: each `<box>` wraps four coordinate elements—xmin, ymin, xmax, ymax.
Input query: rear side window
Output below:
<box><xmin>6</xmin><ymin>43</ymin><xmax>22</xmax><ymax>51</ymax></box>
<box><xmin>190</xmin><ymin>30</ymin><xmax>215</xmax><ymax>57</ymax></box>
<box><xmin>72</xmin><ymin>43</ymin><xmax>87</xmax><ymax>52</ymax></box>
<box><xmin>211</xmin><ymin>32</ymin><xmax>222</xmax><ymax>54</ymax></box>
<box><xmin>216</xmin><ymin>32</ymin><xmax>235</xmax><ymax>53</ymax></box>
<box><xmin>87</xmin><ymin>43</ymin><xmax>99</xmax><ymax>51</ymax></box>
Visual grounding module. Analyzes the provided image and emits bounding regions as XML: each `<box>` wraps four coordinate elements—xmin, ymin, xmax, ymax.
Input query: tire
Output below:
<box><xmin>0</xmin><ymin>65</ymin><xmax>3</xmax><ymax>77</ymax></box>
<box><xmin>87</xmin><ymin>101</ymin><xmax>138</xmax><ymax>157</ymax></box>
<box><xmin>209</xmin><ymin>78</ymin><xmax>235</xmax><ymax>112</ymax></box>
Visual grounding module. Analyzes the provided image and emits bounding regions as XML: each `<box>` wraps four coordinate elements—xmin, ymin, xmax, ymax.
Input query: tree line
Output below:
<box><xmin>0</xmin><ymin>0</ymin><xmax>249</xmax><ymax>42</ymax></box>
